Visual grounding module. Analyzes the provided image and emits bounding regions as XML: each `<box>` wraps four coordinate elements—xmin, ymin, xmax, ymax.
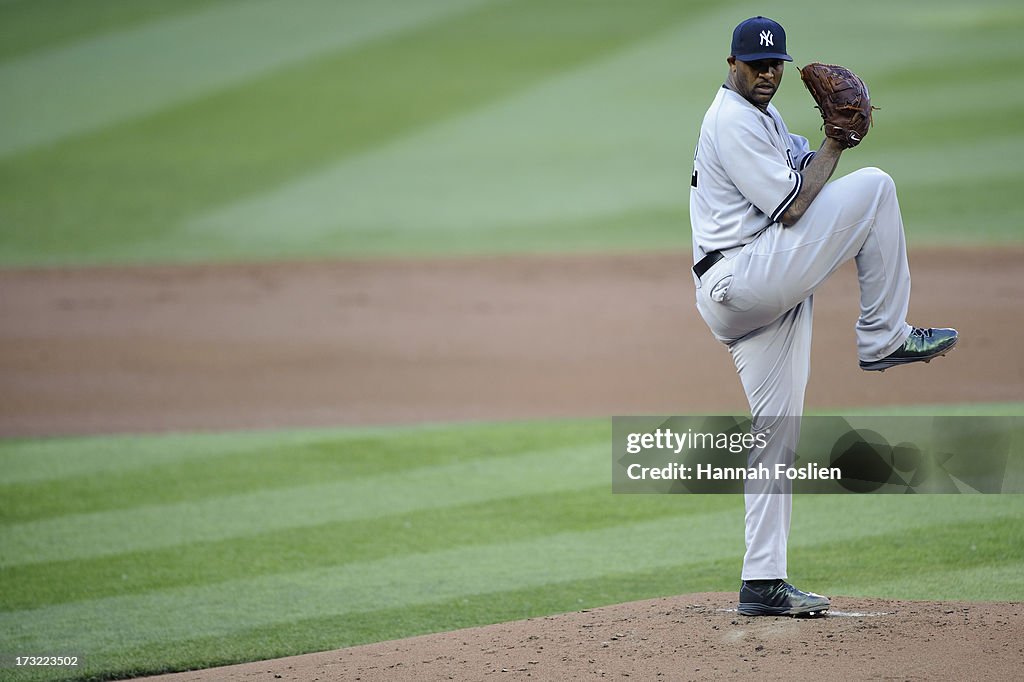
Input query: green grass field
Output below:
<box><xmin>3</xmin><ymin>0</ymin><xmax>1024</xmax><ymax>680</ymax></box>
<box><xmin>2</xmin><ymin>412</ymin><xmax>1023</xmax><ymax>681</ymax></box>
<box><xmin>2</xmin><ymin>0</ymin><xmax>1024</xmax><ymax>266</ymax></box>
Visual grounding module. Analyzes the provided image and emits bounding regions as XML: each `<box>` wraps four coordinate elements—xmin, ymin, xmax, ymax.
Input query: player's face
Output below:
<box><xmin>728</xmin><ymin>57</ymin><xmax>785</xmax><ymax>110</ymax></box>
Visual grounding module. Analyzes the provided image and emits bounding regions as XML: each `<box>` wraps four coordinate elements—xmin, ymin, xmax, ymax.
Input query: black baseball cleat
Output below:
<box><xmin>738</xmin><ymin>579</ymin><xmax>830</xmax><ymax>617</ymax></box>
<box><xmin>859</xmin><ymin>327</ymin><xmax>958</xmax><ymax>372</ymax></box>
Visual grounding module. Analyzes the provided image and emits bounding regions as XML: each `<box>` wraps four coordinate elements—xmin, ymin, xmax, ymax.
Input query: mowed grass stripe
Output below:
<box><xmin>790</xmin><ymin>514</ymin><xmax>1024</xmax><ymax>597</ymax></box>
<box><xmin>58</xmin><ymin>514</ymin><xmax>1024</xmax><ymax>682</ymax></box>
<box><xmin>0</xmin><ymin>430</ymin><xmax>344</xmax><ymax>487</ymax></box>
<box><xmin>901</xmin><ymin>176</ymin><xmax>1024</xmax><ymax>244</ymax></box>
<box><xmin>0</xmin><ymin>0</ymin><xmax>224</xmax><ymax>61</ymax></box>
<box><xmin>0</xmin><ymin>0</ymin><xmax>700</xmax><ymax>266</ymax></box>
<box><xmin>184</xmin><ymin>9</ymin><xmax>1024</xmax><ymax>248</ymax></box>
<box><xmin>15</xmin><ymin>566</ymin><xmax>734</xmax><ymax>682</ymax></box>
<box><xmin>833</xmin><ymin>133</ymin><xmax>1024</xmax><ymax>243</ymax></box>
<box><xmin>209</xmin><ymin>203</ymin><xmax>692</xmax><ymax>259</ymax></box>
<box><xmin>0</xmin><ymin>443</ymin><xmax>607</xmax><ymax>567</ymax></box>
<box><xmin>0</xmin><ymin>419</ymin><xmax>605</xmax><ymax>486</ymax></box>
<box><xmin>838</xmin><ymin>564</ymin><xmax>1024</xmax><ymax>602</ymax></box>
<box><xmin>183</xmin><ymin>10</ymin><xmax>722</xmax><ymax>247</ymax></box>
<box><xmin>868</xmin><ymin>135</ymin><xmax>1024</xmax><ymax>187</ymax></box>
<box><xmin>1</xmin><ymin>488</ymin><xmax>731</xmax><ymax>611</ymax></box>
<box><xmin>2</xmin><ymin>496</ymin><xmax>1018</xmax><ymax>655</ymax></box>
<box><xmin>1</xmin><ymin>421</ymin><xmax>607</xmax><ymax>521</ymax></box>
<box><xmin>873</xmin><ymin>53</ymin><xmax>1024</xmax><ymax>115</ymax></box>
<box><xmin>0</xmin><ymin>511</ymin><xmax>747</xmax><ymax>653</ymax></box>
<box><xmin>2</xmin><ymin>0</ymin><xmax>1024</xmax><ymax>266</ymax></box>
<box><xmin>772</xmin><ymin>0</ymin><xmax>1023</xmax><ymax>86</ymax></box>
<box><xmin>0</xmin><ymin>0</ymin><xmax>499</xmax><ymax>158</ymax></box>
<box><xmin>873</xmin><ymin>88</ymin><xmax>1024</xmax><ymax>151</ymax></box>
<box><xmin>155</xmin><ymin>0</ymin><xmax>1024</xmax><ymax>260</ymax></box>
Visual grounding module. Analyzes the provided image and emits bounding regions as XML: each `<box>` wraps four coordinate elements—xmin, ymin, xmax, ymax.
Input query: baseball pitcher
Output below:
<box><xmin>688</xmin><ymin>16</ymin><xmax>958</xmax><ymax>616</ymax></box>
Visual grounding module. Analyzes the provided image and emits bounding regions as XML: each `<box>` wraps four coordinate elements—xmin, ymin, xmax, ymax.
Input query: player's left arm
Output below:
<box><xmin>778</xmin><ymin>137</ymin><xmax>843</xmax><ymax>226</ymax></box>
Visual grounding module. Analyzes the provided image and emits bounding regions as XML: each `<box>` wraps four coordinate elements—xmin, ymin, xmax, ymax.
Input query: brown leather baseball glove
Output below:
<box><xmin>798</xmin><ymin>62</ymin><xmax>875</xmax><ymax>148</ymax></box>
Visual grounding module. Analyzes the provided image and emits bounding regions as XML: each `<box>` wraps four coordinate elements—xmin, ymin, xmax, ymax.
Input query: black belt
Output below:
<box><xmin>692</xmin><ymin>250</ymin><xmax>724</xmax><ymax>279</ymax></box>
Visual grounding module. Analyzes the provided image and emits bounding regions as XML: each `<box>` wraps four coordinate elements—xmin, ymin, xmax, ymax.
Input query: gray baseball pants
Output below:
<box><xmin>694</xmin><ymin>167</ymin><xmax>913</xmax><ymax>580</ymax></box>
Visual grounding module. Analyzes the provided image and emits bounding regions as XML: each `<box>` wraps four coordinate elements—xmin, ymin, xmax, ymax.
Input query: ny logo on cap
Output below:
<box><xmin>760</xmin><ymin>30</ymin><xmax>774</xmax><ymax>47</ymax></box>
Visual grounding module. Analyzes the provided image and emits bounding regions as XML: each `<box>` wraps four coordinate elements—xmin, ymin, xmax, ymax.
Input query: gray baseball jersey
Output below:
<box><xmin>689</xmin><ymin>85</ymin><xmax>913</xmax><ymax>580</ymax></box>
<box><xmin>690</xmin><ymin>87</ymin><xmax>814</xmax><ymax>259</ymax></box>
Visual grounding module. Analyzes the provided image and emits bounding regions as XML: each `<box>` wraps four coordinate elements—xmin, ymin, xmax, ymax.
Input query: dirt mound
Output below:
<box><xmin>138</xmin><ymin>593</ymin><xmax>1023</xmax><ymax>681</ymax></box>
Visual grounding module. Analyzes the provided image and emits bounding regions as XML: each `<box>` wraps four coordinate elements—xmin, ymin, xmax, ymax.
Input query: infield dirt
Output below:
<box><xmin>2</xmin><ymin>247</ymin><xmax>1022</xmax><ymax>680</ymax></box>
<box><xmin>1</xmin><ymin>248</ymin><xmax>1020</xmax><ymax>437</ymax></box>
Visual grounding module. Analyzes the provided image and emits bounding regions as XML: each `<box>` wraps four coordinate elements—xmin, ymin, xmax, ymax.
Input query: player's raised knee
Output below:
<box><xmin>860</xmin><ymin>167</ymin><xmax>895</xmax><ymax>187</ymax></box>
<box><xmin>852</xmin><ymin>167</ymin><xmax>896</xmax><ymax>195</ymax></box>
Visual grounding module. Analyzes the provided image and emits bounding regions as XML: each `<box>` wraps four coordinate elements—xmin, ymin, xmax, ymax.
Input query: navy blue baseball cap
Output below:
<box><xmin>731</xmin><ymin>16</ymin><xmax>792</xmax><ymax>62</ymax></box>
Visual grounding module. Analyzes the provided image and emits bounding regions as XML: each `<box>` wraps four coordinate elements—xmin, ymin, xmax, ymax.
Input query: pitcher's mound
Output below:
<box><xmin>140</xmin><ymin>593</ymin><xmax>1023</xmax><ymax>681</ymax></box>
